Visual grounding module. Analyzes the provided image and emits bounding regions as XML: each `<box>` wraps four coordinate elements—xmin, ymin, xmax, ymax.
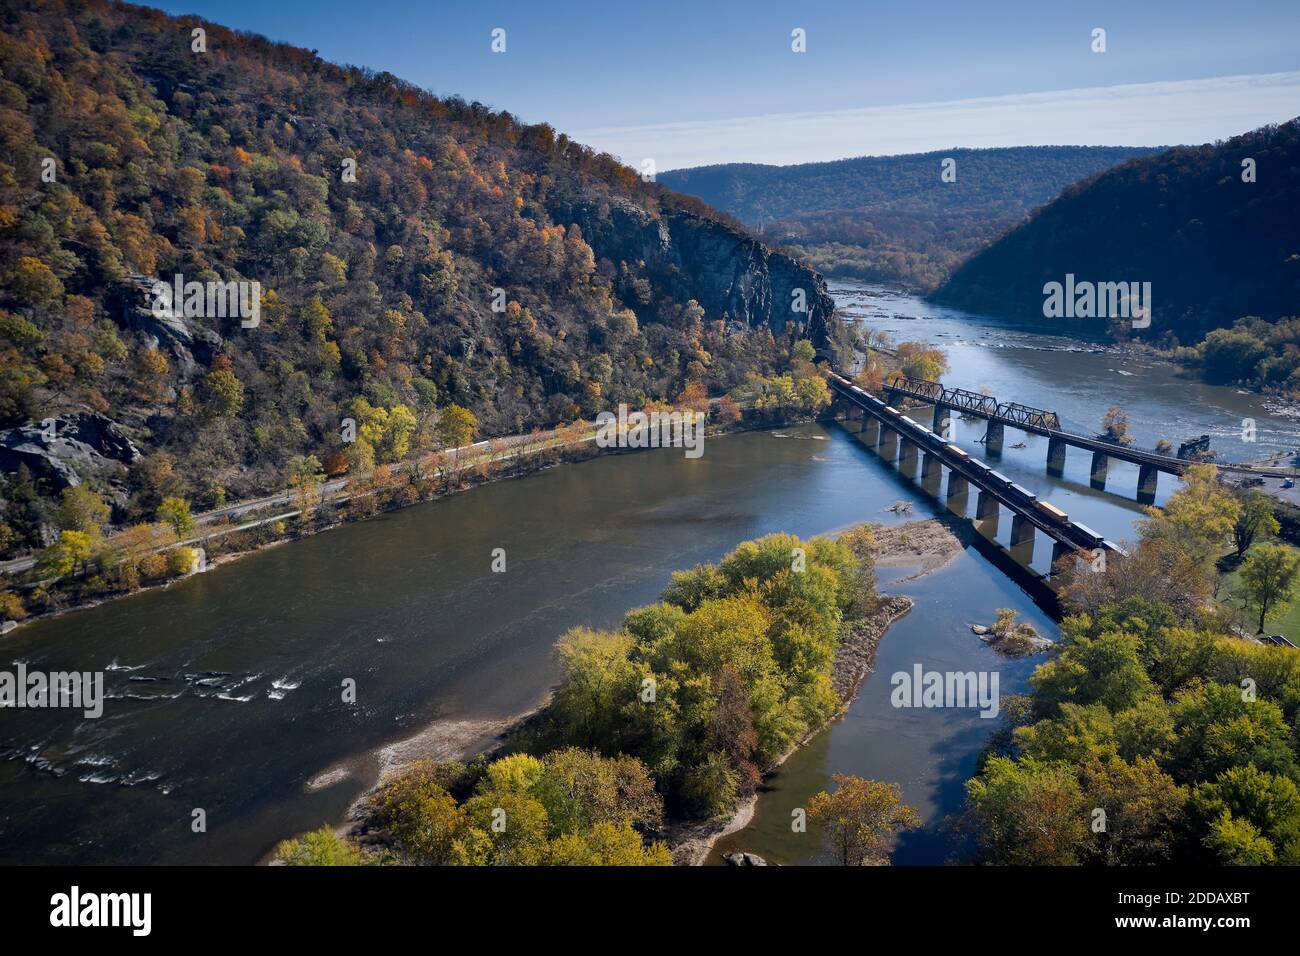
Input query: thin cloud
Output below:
<box><xmin>570</xmin><ymin>72</ymin><xmax>1300</xmax><ymax>170</ymax></box>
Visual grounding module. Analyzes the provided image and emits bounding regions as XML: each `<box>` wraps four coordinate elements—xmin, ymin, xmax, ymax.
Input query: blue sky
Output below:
<box><xmin>152</xmin><ymin>0</ymin><xmax>1300</xmax><ymax>167</ymax></box>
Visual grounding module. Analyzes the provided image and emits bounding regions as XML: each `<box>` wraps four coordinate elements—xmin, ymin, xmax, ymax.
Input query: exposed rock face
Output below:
<box><xmin>0</xmin><ymin>412</ymin><xmax>141</xmax><ymax>493</ymax></box>
<box><xmin>724</xmin><ymin>851</ymin><xmax>768</xmax><ymax>866</ymax></box>
<box><xmin>562</xmin><ymin>199</ymin><xmax>836</xmax><ymax>348</ymax></box>
<box><xmin>110</xmin><ymin>275</ymin><xmax>223</xmax><ymax>379</ymax></box>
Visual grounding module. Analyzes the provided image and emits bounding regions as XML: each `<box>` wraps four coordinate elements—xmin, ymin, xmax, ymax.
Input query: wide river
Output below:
<box><xmin>4</xmin><ymin>284</ymin><xmax>1299</xmax><ymax>865</ymax></box>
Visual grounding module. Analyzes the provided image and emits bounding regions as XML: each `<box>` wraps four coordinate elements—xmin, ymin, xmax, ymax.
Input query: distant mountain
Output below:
<box><xmin>660</xmin><ymin>146</ymin><xmax>1161</xmax><ymax>290</ymax></box>
<box><xmin>933</xmin><ymin>121</ymin><xmax>1300</xmax><ymax>343</ymax></box>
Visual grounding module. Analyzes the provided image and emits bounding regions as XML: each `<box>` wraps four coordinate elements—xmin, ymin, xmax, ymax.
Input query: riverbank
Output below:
<box><xmin>674</xmin><ymin>518</ymin><xmax>966</xmax><ymax>865</ymax></box>
<box><xmin>670</xmin><ymin>591</ymin><xmax>915</xmax><ymax>866</ymax></box>
<box><xmin>3</xmin><ymin>411</ymin><xmax>820</xmax><ymax>634</ymax></box>
<box><xmin>321</xmin><ymin>517</ymin><xmax>965</xmax><ymax>867</ymax></box>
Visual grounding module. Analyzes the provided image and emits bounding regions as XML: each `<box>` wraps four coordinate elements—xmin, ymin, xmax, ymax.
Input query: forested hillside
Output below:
<box><xmin>0</xmin><ymin>0</ymin><xmax>838</xmax><ymax>557</ymax></box>
<box><xmin>660</xmin><ymin>146</ymin><xmax>1159</xmax><ymax>290</ymax></box>
<box><xmin>935</xmin><ymin>120</ymin><xmax>1300</xmax><ymax>345</ymax></box>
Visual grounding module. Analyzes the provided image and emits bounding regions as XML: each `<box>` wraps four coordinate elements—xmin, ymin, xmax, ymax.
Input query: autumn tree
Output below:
<box><xmin>1136</xmin><ymin>464</ymin><xmax>1240</xmax><ymax>571</ymax></box>
<box><xmin>435</xmin><ymin>404</ymin><xmax>478</xmax><ymax>449</ymax></box>
<box><xmin>1099</xmin><ymin>405</ymin><xmax>1133</xmax><ymax>445</ymax></box>
<box><xmin>808</xmin><ymin>774</ymin><xmax>921</xmax><ymax>866</ymax></box>
<box><xmin>37</xmin><ymin>530</ymin><xmax>96</xmax><ymax>579</ymax></box>
<box><xmin>286</xmin><ymin>455</ymin><xmax>325</xmax><ymax>515</ymax></box>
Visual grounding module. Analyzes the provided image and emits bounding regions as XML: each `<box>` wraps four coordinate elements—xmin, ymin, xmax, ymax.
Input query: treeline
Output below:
<box><xmin>963</xmin><ymin>467</ymin><xmax>1300</xmax><ymax>864</ymax></box>
<box><xmin>935</xmin><ymin>119</ymin><xmax>1300</xmax><ymax>345</ymax></box>
<box><xmin>0</xmin><ymin>0</ymin><xmax>823</xmax><ymax>559</ymax></box>
<box><xmin>275</xmin><ymin>529</ymin><xmax>879</xmax><ymax>864</ymax></box>
<box><xmin>1168</xmin><ymin>316</ymin><xmax>1300</xmax><ymax>394</ymax></box>
<box><xmin>661</xmin><ymin>147</ymin><xmax>1158</xmax><ymax>291</ymax></box>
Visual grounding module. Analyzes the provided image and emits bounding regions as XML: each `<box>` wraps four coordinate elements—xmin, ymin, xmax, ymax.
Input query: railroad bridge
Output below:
<box><xmin>827</xmin><ymin>372</ymin><xmax>1121</xmax><ymax>573</ymax></box>
<box><xmin>877</xmin><ymin>374</ymin><xmax>1268</xmax><ymax>502</ymax></box>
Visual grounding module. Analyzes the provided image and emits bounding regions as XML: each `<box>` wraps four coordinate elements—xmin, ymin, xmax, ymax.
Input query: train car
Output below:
<box><xmin>900</xmin><ymin>416</ymin><xmax>920</xmax><ymax>428</ymax></box>
<box><xmin>1008</xmin><ymin>482</ymin><xmax>1038</xmax><ymax>503</ymax></box>
<box><xmin>1070</xmin><ymin>522</ymin><xmax>1106</xmax><ymax>549</ymax></box>
<box><xmin>967</xmin><ymin>459</ymin><xmax>992</xmax><ymax>474</ymax></box>
<box><xmin>945</xmin><ymin>444</ymin><xmax>970</xmax><ymax>459</ymax></box>
<box><xmin>1035</xmin><ymin>501</ymin><xmax>1069</xmax><ymax>522</ymax></box>
<box><xmin>986</xmin><ymin>470</ymin><xmax>1014</xmax><ymax>487</ymax></box>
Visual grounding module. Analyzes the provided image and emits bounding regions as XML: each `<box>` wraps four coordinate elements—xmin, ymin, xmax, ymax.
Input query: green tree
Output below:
<box><xmin>274</xmin><ymin>826</ymin><xmax>368</xmax><ymax>865</ymax></box>
<box><xmin>1239</xmin><ymin>543</ymin><xmax>1300</xmax><ymax>633</ymax></box>
<box><xmin>157</xmin><ymin>497</ymin><xmax>195</xmax><ymax>539</ymax></box>
<box><xmin>1193</xmin><ymin>764</ymin><xmax>1300</xmax><ymax>865</ymax></box>
<box><xmin>56</xmin><ymin>485</ymin><xmax>110</xmax><ymax>534</ymax></box>
<box><xmin>198</xmin><ymin>368</ymin><xmax>245</xmax><ymax>419</ymax></box>
<box><xmin>808</xmin><ymin>774</ymin><xmax>921</xmax><ymax>866</ymax></box>
<box><xmin>1078</xmin><ymin>755</ymin><xmax>1188</xmax><ymax>865</ymax></box>
<box><xmin>1233</xmin><ymin>491</ymin><xmax>1279</xmax><ymax>557</ymax></box>
<box><xmin>964</xmin><ymin>756</ymin><xmax>1088</xmax><ymax>865</ymax></box>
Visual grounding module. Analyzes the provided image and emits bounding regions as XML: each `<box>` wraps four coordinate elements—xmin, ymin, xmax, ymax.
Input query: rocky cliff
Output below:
<box><xmin>562</xmin><ymin>198</ymin><xmax>836</xmax><ymax>347</ymax></box>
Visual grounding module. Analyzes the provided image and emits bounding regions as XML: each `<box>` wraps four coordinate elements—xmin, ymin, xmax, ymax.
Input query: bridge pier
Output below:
<box><xmin>1051</xmin><ymin>541</ymin><xmax>1071</xmax><ymax>572</ymax></box>
<box><xmin>879</xmin><ymin>428</ymin><xmax>899</xmax><ymax>461</ymax></box>
<box><xmin>899</xmin><ymin>439</ymin><xmax>919</xmax><ymax>475</ymax></box>
<box><xmin>1090</xmin><ymin>450</ymin><xmax>1109</xmax><ymax>489</ymax></box>
<box><xmin>976</xmin><ymin>490</ymin><xmax>999</xmax><ymax>522</ymax></box>
<box><xmin>947</xmin><ymin>472</ymin><xmax>969</xmax><ymax>499</ymax></box>
<box><xmin>1010</xmin><ymin>514</ymin><xmax>1034</xmax><ymax>546</ymax></box>
<box><xmin>984</xmin><ymin>421</ymin><xmax>1004</xmax><ymax>456</ymax></box>
<box><xmin>1137</xmin><ymin>463</ymin><xmax>1159</xmax><ymax>503</ymax></box>
<box><xmin>1047</xmin><ymin>436</ymin><xmax>1067</xmax><ymax>477</ymax></box>
<box><xmin>1010</xmin><ymin>514</ymin><xmax>1035</xmax><ymax>563</ymax></box>
<box><xmin>861</xmin><ymin>417</ymin><xmax>880</xmax><ymax>445</ymax></box>
<box><xmin>933</xmin><ymin>406</ymin><xmax>951</xmax><ymax>438</ymax></box>
<box><xmin>921</xmin><ymin>451</ymin><xmax>942</xmax><ymax>482</ymax></box>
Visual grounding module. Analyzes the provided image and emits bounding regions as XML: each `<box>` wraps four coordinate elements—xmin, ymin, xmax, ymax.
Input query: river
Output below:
<box><xmin>4</xmin><ymin>283</ymin><xmax>1299</xmax><ymax>865</ymax></box>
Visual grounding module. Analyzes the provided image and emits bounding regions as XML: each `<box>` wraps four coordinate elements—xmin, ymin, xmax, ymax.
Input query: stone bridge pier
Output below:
<box><xmin>1138</xmin><ymin>464</ymin><xmax>1159</xmax><ymax>503</ymax></box>
<box><xmin>879</xmin><ymin>427</ymin><xmax>899</xmax><ymax>461</ymax></box>
<box><xmin>984</xmin><ymin>421</ymin><xmax>1004</xmax><ymax>456</ymax></box>
<box><xmin>1047</xmin><ymin>436</ymin><xmax>1067</xmax><ymax>477</ymax></box>
<box><xmin>898</xmin><ymin>438</ymin><xmax>920</xmax><ymax>476</ymax></box>
<box><xmin>1010</xmin><ymin>513</ymin><xmax>1035</xmax><ymax>564</ymax></box>
<box><xmin>1090</xmin><ymin>450</ymin><xmax>1109</xmax><ymax>489</ymax></box>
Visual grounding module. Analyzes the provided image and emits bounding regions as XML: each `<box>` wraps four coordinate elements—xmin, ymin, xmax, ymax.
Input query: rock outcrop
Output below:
<box><xmin>561</xmin><ymin>198</ymin><xmax>837</xmax><ymax>349</ymax></box>
<box><xmin>110</xmin><ymin>275</ymin><xmax>224</xmax><ymax>379</ymax></box>
<box><xmin>0</xmin><ymin>412</ymin><xmax>141</xmax><ymax>494</ymax></box>
<box><xmin>724</xmin><ymin>851</ymin><xmax>768</xmax><ymax>866</ymax></box>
